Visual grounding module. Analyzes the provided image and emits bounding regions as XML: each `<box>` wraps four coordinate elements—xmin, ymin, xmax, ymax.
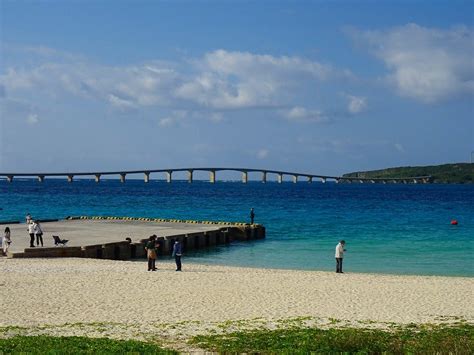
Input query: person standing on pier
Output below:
<box><xmin>145</xmin><ymin>235</ymin><xmax>158</xmax><ymax>271</ymax></box>
<box><xmin>172</xmin><ymin>240</ymin><xmax>183</xmax><ymax>271</ymax></box>
<box><xmin>250</xmin><ymin>208</ymin><xmax>255</xmax><ymax>225</ymax></box>
<box><xmin>335</xmin><ymin>240</ymin><xmax>347</xmax><ymax>273</ymax></box>
<box><xmin>27</xmin><ymin>221</ymin><xmax>35</xmax><ymax>247</ymax></box>
<box><xmin>33</xmin><ymin>220</ymin><xmax>44</xmax><ymax>247</ymax></box>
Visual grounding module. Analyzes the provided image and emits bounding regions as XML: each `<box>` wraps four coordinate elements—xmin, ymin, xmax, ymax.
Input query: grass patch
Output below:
<box><xmin>190</xmin><ymin>323</ymin><xmax>474</xmax><ymax>353</ymax></box>
<box><xmin>0</xmin><ymin>335</ymin><xmax>176</xmax><ymax>354</ymax></box>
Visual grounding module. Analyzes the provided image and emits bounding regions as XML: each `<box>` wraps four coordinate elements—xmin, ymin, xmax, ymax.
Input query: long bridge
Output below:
<box><xmin>0</xmin><ymin>168</ymin><xmax>432</xmax><ymax>184</ymax></box>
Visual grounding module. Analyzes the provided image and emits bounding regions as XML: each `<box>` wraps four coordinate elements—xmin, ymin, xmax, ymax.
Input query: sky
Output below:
<box><xmin>0</xmin><ymin>0</ymin><xmax>473</xmax><ymax>177</ymax></box>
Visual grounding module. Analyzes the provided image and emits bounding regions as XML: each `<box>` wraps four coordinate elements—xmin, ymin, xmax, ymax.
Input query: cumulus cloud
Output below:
<box><xmin>346</xmin><ymin>94</ymin><xmax>367</xmax><ymax>114</ymax></box>
<box><xmin>282</xmin><ymin>106</ymin><xmax>330</xmax><ymax>123</ymax></box>
<box><xmin>26</xmin><ymin>113</ymin><xmax>39</xmax><ymax>124</ymax></box>
<box><xmin>349</xmin><ymin>24</ymin><xmax>474</xmax><ymax>103</ymax></box>
<box><xmin>158</xmin><ymin>110</ymin><xmax>188</xmax><ymax>127</ymax></box>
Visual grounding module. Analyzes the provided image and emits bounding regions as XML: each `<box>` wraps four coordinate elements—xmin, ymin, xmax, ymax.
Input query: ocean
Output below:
<box><xmin>1</xmin><ymin>179</ymin><xmax>473</xmax><ymax>276</ymax></box>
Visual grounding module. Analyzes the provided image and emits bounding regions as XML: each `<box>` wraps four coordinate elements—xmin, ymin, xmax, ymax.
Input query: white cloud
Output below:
<box><xmin>26</xmin><ymin>113</ymin><xmax>39</xmax><ymax>125</ymax></box>
<box><xmin>158</xmin><ymin>110</ymin><xmax>188</xmax><ymax>127</ymax></box>
<box><xmin>282</xmin><ymin>106</ymin><xmax>330</xmax><ymax>123</ymax></box>
<box><xmin>346</xmin><ymin>95</ymin><xmax>367</xmax><ymax>114</ymax></box>
<box><xmin>350</xmin><ymin>24</ymin><xmax>474</xmax><ymax>103</ymax></box>
<box><xmin>257</xmin><ymin>149</ymin><xmax>269</xmax><ymax>159</ymax></box>
<box><xmin>394</xmin><ymin>143</ymin><xmax>405</xmax><ymax>152</ymax></box>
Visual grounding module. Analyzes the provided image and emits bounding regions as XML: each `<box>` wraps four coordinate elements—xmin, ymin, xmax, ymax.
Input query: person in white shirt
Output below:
<box><xmin>33</xmin><ymin>221</ymin><xmax>44</xmax><ymax>247</ymax></box>
<box><xmin>335</xmin><ymin>240</ymin><xmax>347</xmax><ymax>273</ymax></box>
<box><xmin>2</xmin><ymin>227</ymin><xmax>12</xmax><ymax>256</ymax></box>
<box><xmin>27</xmin><ymin>221</ymin><xmax>36</xmax><ymax>247</ymax></box>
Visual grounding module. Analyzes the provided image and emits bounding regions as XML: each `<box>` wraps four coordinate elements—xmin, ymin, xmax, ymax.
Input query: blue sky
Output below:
<box><xmin>0</xmin><ymin>0</ymin><xmax>473</xmax><ymax>177</ymax></box>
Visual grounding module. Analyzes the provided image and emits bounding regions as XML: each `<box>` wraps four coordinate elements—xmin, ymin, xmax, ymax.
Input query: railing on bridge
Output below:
<box><xmin>0</xmin><ymin>168</ymin><xmax>432</xmax><ymax>184</ymax></box>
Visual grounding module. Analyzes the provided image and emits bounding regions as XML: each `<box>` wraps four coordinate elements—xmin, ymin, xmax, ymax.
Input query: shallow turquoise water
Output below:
<box><xmin>0</xmin><ymin>179</ymin><xmax>472</xmax><ymax>276</ymax></box>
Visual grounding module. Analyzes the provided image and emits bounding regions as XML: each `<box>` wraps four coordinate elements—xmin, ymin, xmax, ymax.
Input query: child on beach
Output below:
<box><xmin>33</xmin><ymin>220</ymin><xmax>44</xmax><ymax>247</ymax></box>
<box><xmin>145</xmin><ymin>235</ymin><xmax>159</xmax><ymax>271</ymax></box>
<box><xmin>2</xmin><ymin>227</ymin><xmax>12</xmax><ymax>256</ymax></box>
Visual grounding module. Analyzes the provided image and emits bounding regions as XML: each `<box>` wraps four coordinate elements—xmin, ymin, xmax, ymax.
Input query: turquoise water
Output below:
<box><xmin>0</xmin><ymin>179</ymin><xmax>473</xmax><ymax>276</ymax></box>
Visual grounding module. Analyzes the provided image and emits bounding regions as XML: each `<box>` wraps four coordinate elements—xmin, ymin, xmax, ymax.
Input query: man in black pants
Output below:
<box><xmin>172</xmin><ymin>240</ymin><xmax>182</xmax><ymax>271</ymax></box>
<box><xmin>335</xmin><ymin>240</ymin><xmax>346</xmax><ymax>273</ymax></box>
<box><xmin>27</xmin><ymin>221</ymin><xmax>35</xmax><ymax>247</ymax></box>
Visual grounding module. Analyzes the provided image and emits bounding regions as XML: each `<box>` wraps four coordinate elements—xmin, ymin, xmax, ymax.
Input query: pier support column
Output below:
<box><xmin>166</xmin><ymin>171</ymin><xmax>172</xmax><ymax>183</ymax></box>
<box><xmin>370</xmin><ymin>180</ymin><xmax>375</xmax><ymax>184</ymax></box>
<box><xmin>188</xmin><ymin>170</ymin><xmax>193</xmax><ymax>183</ymax></box>
<box><xmin>359</xmin><ymin>180</ymin><xmax>364</xmax><ymax>184</ymax></box>
<box><xmin>277</xmin><ymin>173</ymin><xmax>283</xmax><ymax>184</ymax></box>
<box><xmin>382</xmin><ymin>180</ymin><xmax>387</xmax><ymax>184</ymax></box>
<box><xmin>307</xmin><ymin>176</ymin><xmax>312</xmax><ymax>183</ymax></box>
<box><xmin>7</xmin><ymin>175</ymin><xmax>13</xmax><ymax>183</ymax></box>
<box><xmin>38</xmin><ymin>175</ymin><xmax>45</xmax><ymax>183</ymax></box>
<box><xmin>293</xmin><ymin>175</ymin><xmax>298</xmax><ymax>183</ymax></box>
<box><xmin>242</xmin><ymin>171</ymin><xmax>248</xmax><ymax>184</ymax></box>
<box><xmin>144</xmin><ymin>172</ymin><xmax>150</xmax><ymax>183</ymax></box>
<box><xmin>120</xmin><ymin>173</ymin><xmax>126</xmax><ymax>183</ymax></box>
<box><xmin>67</xmin><ymin>175</ymin><xmax>74</xmax><ymax>183</ymax></box>
<box><xmin>95</xmin><ymin>174</ymin><xmax>101</xmax><ymax>183</ymax></box>
<box><xmin>262</xmin><ymin>171</ymin><xmax>267</xmax><ymax>183</ymax></box>
<box><xmin>209</xmin><ymin>170</ymin><xmax>216</xmax><ymax>184</ymax></box>
<box><xmin>335</xmin><ymin>178</ymin><xmax>340</xmax><ymax>184</ymax></box>
<box><xmin>322</xmin><ymin>177</ymin><xmax>327</xmax><ymax>184</ymax></box>
<box><xmin>413</xmin><ymin>179</ymin><xmax>418</xmax><ymax>184</ymax></box>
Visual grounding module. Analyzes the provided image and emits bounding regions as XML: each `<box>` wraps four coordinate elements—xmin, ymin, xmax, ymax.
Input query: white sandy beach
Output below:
<box><xmin>1</xmin><ymin>258</ymin><xmax>472</xmax><ymax>333</ymax></box>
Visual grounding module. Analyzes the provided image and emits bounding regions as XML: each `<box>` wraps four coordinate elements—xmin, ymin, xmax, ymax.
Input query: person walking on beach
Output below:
<box><xmin>33</xmin><ymin>220</ymin><xmax>44</xmax><ymax>247</ymax></box>
<box><xmin>25</xmin><ymin>213</ymin><xmax>32</xmax><ymax>224</ymax></box>
<box><xmin>335</xmin><ymin>240</ymin><xmax>347</xmax><ymax>273</ymax></box>
<box><xmin>172</xmin><ymin>240</ymin><xmax>183</xmax><ymax>271</ymax></box>
<box><xmin>27</xmin><ymin>221</ymin><xmax>35</xmax><ymax>247</ymax></box>
<box><xmin>2</xmin><ymin>227</ymin><xmax>12</xmax><ymax>256</ymax></box>
<box><xmin>250</xmin><ymin>208</ymin><xmax>255</xmax><ymax>224</ymax></box>
<box><xmin>145</xmin><ymin>235</ymin><xmax>158</xmax><ymax>271</ymax></box>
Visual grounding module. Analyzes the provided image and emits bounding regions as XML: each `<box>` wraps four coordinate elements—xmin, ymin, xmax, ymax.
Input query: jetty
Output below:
<box><xmin>4</xmin><ymin>217</ymin><xmax>265</xmax><ymax>259</ymax></box>
<box><xmin>0</xmin><ymin>167</ymin><xmax>432</xmax><ymax>184</ymax></box>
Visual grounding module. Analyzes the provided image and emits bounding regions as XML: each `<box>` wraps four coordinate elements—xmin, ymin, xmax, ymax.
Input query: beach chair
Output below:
<box><xmin>52</xmin><ymin>235</ymin><xmax>68</xmax><ymax>246</ymax></box>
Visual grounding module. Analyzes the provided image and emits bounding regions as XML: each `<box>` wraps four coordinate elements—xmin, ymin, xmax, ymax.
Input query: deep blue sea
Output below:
<box><xmin>1</xmin><ymin>179</ymin><xmax>473</xmax><ymax>276</ymax></box>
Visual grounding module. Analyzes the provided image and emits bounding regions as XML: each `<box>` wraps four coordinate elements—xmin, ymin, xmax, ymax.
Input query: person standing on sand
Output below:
<box><xmin>145</xmin><ymin>235</ymin><xmax>158</xmax><ymax>271</ymax></box>
<box><xmin>335</xmin><ymin>240</ymin><xmax>346</xmax><ymax>273</ymax></box>
<box><xmin>27</xmin><ymin>221</ymin><xmax>35</xmax><ymax>247</ymax></box>
<box><xmin>172</xmin><ymin>240</ymin><xmax>183</xmax><ymax>271</ymax></box>
<box><xmin>25</xmin><ymin>213</ymin><xmax>32</xmax><ymax>224</ymax></box>
<box><xmin>250</xmin><ymin>208</ymin><xmax>255</xmax><ymax>224</ymax></box>
<box><xmin>33</xmin><ymin>220</ymin><xmax>44</xmax><ymax>247</ymax></box>
<box><xmin>2</xmin><ymin>227</ymin><xmax>11</xmax><ymax>256</ymax></box>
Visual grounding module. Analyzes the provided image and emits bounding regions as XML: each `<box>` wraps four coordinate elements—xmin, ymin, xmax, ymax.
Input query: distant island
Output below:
<box><xmin>344</xmin><ymin>163</ymin><xmax>474</xmax><ymax>184</ymax></box>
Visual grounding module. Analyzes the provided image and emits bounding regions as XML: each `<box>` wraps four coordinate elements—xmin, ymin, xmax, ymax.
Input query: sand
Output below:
<box><xmin>0</xmin><ymin>258</ymin><xmax>472</xmax><ymax>346</ymax></box>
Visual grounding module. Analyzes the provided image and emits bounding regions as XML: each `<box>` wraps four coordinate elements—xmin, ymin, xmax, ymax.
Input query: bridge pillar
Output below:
<box><xmin>293</xmin><ymin>175</ymin><xmax>298</xmax><ymax>183</ymax></box>
<box><xmin>382</xmin><ymin>180</ymin><xmax>387</xmax><ymax>184</ymax></box>
<box><xmin>67</xmin><ymin>175</ymin><xmax>74</xmax><ymax>183</ymax></box>
<box><xmin>7</xmin><ymin>175</ymin><xmax>13</xmax><ymax>183</ymax></box>
<box><xmin>209</xmin><ymin>170</ymin><xmax>215</xmax><ymax>184</ymax></box>
<box><xmin>187</xmin><ymin>170</ymin><xmax>193</xmax><ymax>183</ymax></box>
<box><xmin>277</xmin><ymin>173</ymin><xmax>283</xmax><ymax>184</ymax></box>
<box><xmin>307</xmin><ymin>176</ymin><xmax>312</xmax><ymax>183</ymax></box>
<box><xmin>166</xmin><ymin>171</ymin><xmax>172</xmax><ymax>183</ymax></box>
<box><xmin>144</xmin><ymin>172</ymin><xmax>150</xmax><ymax>183</ymax></box>
<box><xmin>242</xmin><ymin>171</ymin><xmax>248</xmax><ymax>184</ymax></box>
<box><xmin>359</xmin><ymin>180</ymin><xmax>364</xmax><ymax>184</ymax></box>
<box><xmin>38</xmin><ymin>175</ymin><xmax>45</xmax><ymax>183</ymax></box>
<box><xmin>321</xmin><ymin>177</ymin><xmax>327</xmax><ymax>184</ymax></box>
<box><xmin>262</xmin><ymin>171</ymin><xmax>267</xmax><ymax>183</ymax></box>
<box><xmin>95</xmin><ymin>174</ymin><xmax>101</xmax><ymax>183</ymax></box>
<box><xmin>413</xmin><ymin>179</ymin><xmax>418</xmax><ymax>184</ymax></box>
<box><xmin>335</xmin><ymin>178</ymin><xmax>340</xmax><ymax>184</ymax></box>
<box><xmin>120</xmin><ymin>173</ymin><xmax>126</xmax><ymax>183</ymax></box>
<box><xmin>370</xmin><ymin>180</ymin><xmax>375</xmax><ymax>184</ymax></box>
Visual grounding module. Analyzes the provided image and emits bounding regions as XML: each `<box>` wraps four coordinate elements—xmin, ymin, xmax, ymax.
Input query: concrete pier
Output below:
<box><xmin>5</xmin><ymin>217</ymin><xmax>265</xmax><ymax>260</ymax></box>
<box><xmin>166</xmin><ymin>171</ymin><xmax>172</xmax><ymax>183</ymax></box>
<box><xmin>307</xmin><ymin>176</ymin><xmax>312</xmax><ymax>183</ymax></box>
<box><xmin>188</xmin><ymin>170</ymin><xmax>193</xmax><ymax>183</ymax></box>
<box><xmin>67</xmin><ymin>175</ymin><xmax>74</xmax><ymax>183</ymax></box>
<box><xmin>293</xmin><ymin>175</ymin><xmax>298</xmax><ymax>183</ymax></box>
<box><xmin>262</xmin><ymin>171</ymin><xmax>267</xmax><ymax>183</ymax></box>
<box><xmin>120</xmin><ymin>173</ymin><xmax>126</xmax><ymax>183</ymax></box>
<box><xmin>242</xmin><ymin>171</ymin><xmax>248</xmax><ymax>184</ymax></box>
<box><xmin>277</xmin><ymin>173</ymin><xmax>283</xmax><ymax>183</ymax></box>
<box><xmin>209</xmin><ymin>170</ymin><xmax>216</xmax><ymax>183</ymax></box>
<box><xmin>95</xmin><ymin>174</ymin><xmax>101</xmax><ymax>183</ymax></box>
<box><xmin>38</xmin><ymin>175</ymin><xmax>45</xmax><ymax>183</ymax></box>
<box><xmin>144</xmin><ymin>172</ymin><xmax>150</xmax><ymax>183</ymax></box>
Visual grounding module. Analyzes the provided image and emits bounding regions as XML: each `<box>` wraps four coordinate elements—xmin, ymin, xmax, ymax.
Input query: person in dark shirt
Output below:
<box><xmin>145</xmin><ymin>235</ymin><xmax>158</xmax><ymax>271</ymax></box>
<box><xmin>250</xmin><ymin>208</ymin><xmax>255</xmax><ymax>224</ymax></box>
<box><xmin>172</xmin><ymin>240</ymin><xmax>183</xmax><ymax>271</ymax></box>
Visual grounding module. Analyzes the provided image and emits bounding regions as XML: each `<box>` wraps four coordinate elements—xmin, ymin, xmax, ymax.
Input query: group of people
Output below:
<box><xmin>145</xmin><ymin>235</ymin><xmax>183</xmax><ymax>272</ymax></box>
<box><xmin>26</xmin><ymin>214</ymin><xmax>44</xmax><ymax>247</ymax></box>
